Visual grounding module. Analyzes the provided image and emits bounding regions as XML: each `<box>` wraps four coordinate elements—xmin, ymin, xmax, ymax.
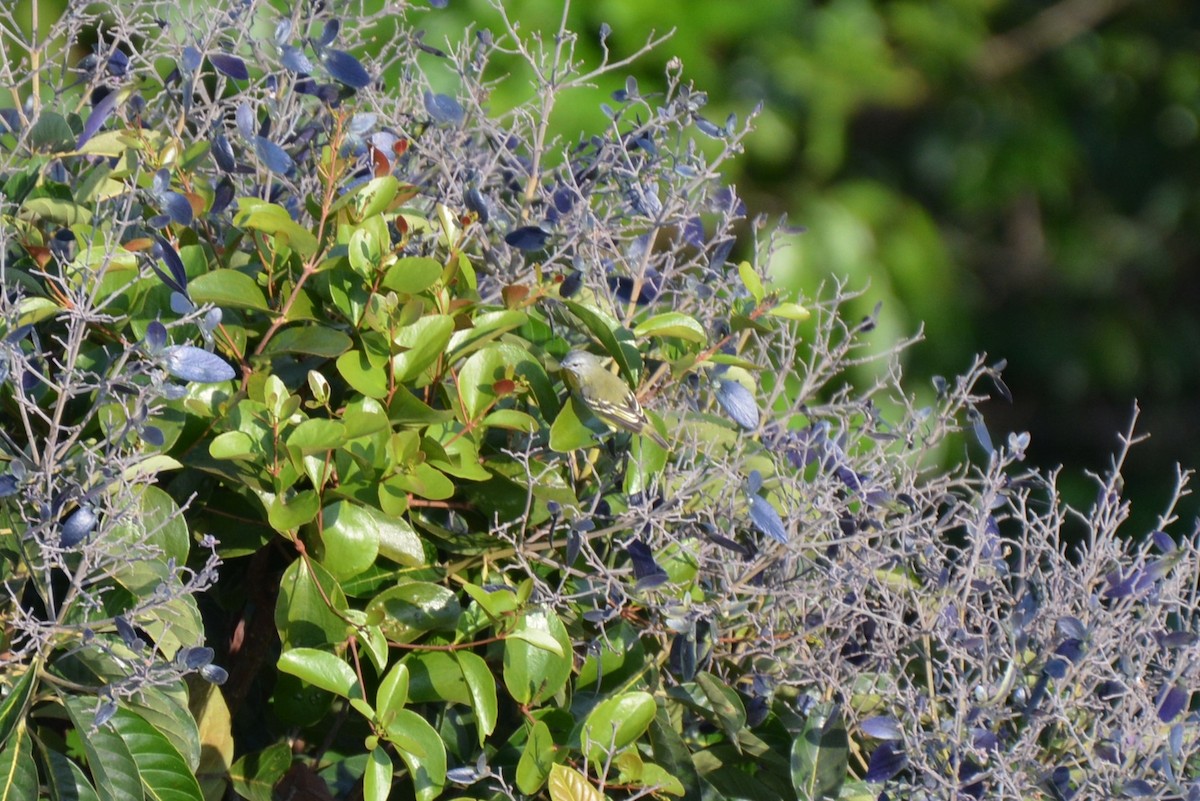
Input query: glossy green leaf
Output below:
<box><xmin>267</xmin><ymin>490</ymin><xmax>320</xmax><ymax>533</ymax></box>
<box><xmin>124</xmin><ymin>684</ymin><xmax>201</xmax><ymax>772</ymax></box>
<box><xmin>457</xmin><ymin>343</ymin><xmax>558</xmax><ymax>421</ymax></box>
<box><xmin>768</xmin><ymin>301</ymin><xmax>810</xmax><ymax>322</ymax></box>
<box><xmin>337</xmin><ymin>349</ymin><xmax>389</xmax><ymax>399</ymax></box>
<box><xmin>696</xmin><ymin>671</ymin><xmax>747</xmax><ymax>745</ymax></box>
<box><xmin>738</xmin><ymin>261</ymin><xmax>764</xmax><ymax>303</ymax></box>
<box><xmin>503</xmin><ymin>607</ymin><xmax>572</xmax><ymax>705</ymax></box>
<box><xmin>229</xmin><ymin>742</ymin><xmax>291</xmax><ymax>801</ymax></box>
<box><xmin>64</xmin><ymin>696</ymin><xmax>143</xmax><ymax>801</ymax></box>
<box><xmin>561</xmin><ymin>299</ymin><xmax>638</xmax><ymax>380</ymax></box>
<box><xmin>108</xmin><ymin>707</ymin><xmax>204</xmax><ymax>801</ymax></box>
<box><xmin>382</xmin><ymin>256</ymin><xmax>443</xmax><ymax>294</ymax></box>
<box><xmin>446</xmin><ymin>309</ymin><xmax>528</xmax><ymax>359</ymax></box>
<box><xmin>187</xmin><ymin>677</ymin><xmax>233</xmax><ymax>801</ymax></box>
<box><xmin>369</xmin><ymin>582</ymin><xmax>462</xmax><ymax>641</ymax></box>
<box><xmin>109</xmin><ymin>486</ymin><xmax>189</xmax><ymax>596</ymax></box>
<box><xmin>318</xmin><ymin>500</ymin><xmax>381</xmax><ymax>579</ymax></box>
<box><xmin>385</xmin><ymin>710</ymin><xmax>446</xmax><ymax>801</ymax></box>
<box><xmin>0</xmin><ymin>662</ymin><xmax>36</xmax><ymax>751</ymax></box>
<box><xmin>404</xmin><ymin>651</ymin><xmax>470</xmax><ymax>706</ymax></box>
<box><xmin>377</xmin><ymin>662</ymin><xmax>410</xmax><ymax>723</ymax></box>
<box><xmin>189</xmin><ymin>269</ymin><xmax>269</xmax><ymax>311</ymax></box>
<box><xmin>455</xmin><ymin>651</ymin><xmax>498</xmax><ymax>743</ymax></box>
<box><xmin>549</xmin><ymin>396</ymin><xmax>598</xmax><ymax>453</ymax></box>
<box><xmin>392</xmin><ymin>314</ymin><xmax>454</xmax><ymax>383</ymax></box>
<box><xmin>633</xmin><ymin>312</ymin><xmax>707</xmax><ymax>343</ymax></box>
<box><xmin>581</xmin><ymin>691</ymin><xmax>657</xmax><ymax>763</ymax></box>
<box><xmin>355</xmin><ymin>175</ymin><xmax>401</xmax><ymax>219</ymax></box>
<box><xmin>363</xmin><ymin>746</ymin><xmax>394</xmax><ymax>801</ymax></box>
<box><xmin>39</xmin><ymin>743</ymin><xmax>102</xmax><ymax>801</ymax></box>
<box><xmin>547</xmin><ymin>764</ymin><xmax>602</xmax><ymax>801</ymax></box>
<box><xmin>278</xmin><ymin>648</ymin><xmax>359</xmax><ymax>699</ymax></box>
<box><xmin>262</xmin><ymin>325</ymin><xmax>353</xmax><ymax>357</ymax></box>
<box><xmin>649</xmin><ymin>710</ymin><xmax>702</xmax><ymax>801</ymax></box>
<box><xmin>208</xmin><ymin>430</ymin><xmax>257</xmax><ymax>460</ymax></box>
<box><xmin>791</xmin><ymin>703</ymin><xmax>849</xmax><ymax>801</ymax></box>
<box><xmin>516</xmin><ymin>720</ymin><xmax>555</xmax><ymax>795</ymax></box>
<box><xmin>372</xmin><ymin>511</ymin><xmax>426</xmax><ymax>567</ymax></box>
<box><xmin>287</xmin><ymin>419</ymin><xmax>345</xmax><ymax>454</ymax></box>
<box><xmin>0</xmin><ymin>731</ymin><xmax>38</xmax><ymax>801</ymax></box>
<box><xmin>275</xmin><ymin>558</ymin><xmax>349</xmax><ymax>649</ymax></box>
<box><xmin>234</xmin><ymin>199</ymin><xmax>318</xmax><ymax>257</ymax></box>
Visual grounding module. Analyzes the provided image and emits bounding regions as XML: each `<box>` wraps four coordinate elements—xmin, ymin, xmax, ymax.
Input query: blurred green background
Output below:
<box><xmin>420</xmin><ymin>0</ymin><xmax>1200</xmax><ymax>531</ymax></box>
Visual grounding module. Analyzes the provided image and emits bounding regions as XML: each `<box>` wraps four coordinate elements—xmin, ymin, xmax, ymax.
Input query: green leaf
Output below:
<box><xmin>403</xmin><ymin>651</ymin><xmax>470</xmax><ymax>706</ymax></box>
<box><xmin>28</xmin><ymin>111</ymin><xmax>75</xmax><ymax>152</ymax></box>
<box><xmin>287</xmin><ymin>419</ymin><xmax>346</xmax><ymax>454</ymax></box>
<box><xmin>108</xmin><ymin>486</ymin><xmax>189</xmax><ymax>596</ymax></box>
<box><xmin>581</xmin><ymin>691</ymin><xmax>657</xmax><ymax>763</ymax></box>
<box><xmin>695</xmin><ymin>672</ymin><xmax>747</xmax><ymax>746</ymax></box>
<box><xmin>455</xmin><ymin>651</ymin><xmax>498</xmax><ymax>744</ymax></box>
<box><xmin>447</xmin><ymin>309</ymin><xmax>529</xmax><ymax>360</ymax></box>
<box><xmin>275</xmin><ymin>558</ymin><xmax>349</xmax><ymax>649</ymax></box>
<box><xmin>633</xmin><ymin>312</ymin><xmax>708</xmax><ymax>343</ymax></box>
<box><xmin>649</xmin><ymin>710</ymin><xmax>702</xmax><ymax>801</ymax></box>
<box><xmin>108</xmin><ymin>707</ymin><xmax>204</xmax><ymax>801</ymax></box>
<box><xmin>738</xmin><ymin>261</ymin><xmax>764</xmax><ymax>303</ymax></box>
<box><xmin>372</xmin><ymin>511</ymin><xmax>426</xmax><ymax>567</ymax></box>
<box><xmin>267</xmin><ymin>490</ymin><xmax>320</xmax><ymax>533</ymax></box>
<box><xmin>549</xmin><ymin>396</ymin><xmax>598</xmax><ymax>453</ymax></box>
<box><xmin>318</xmin><ymin>500</ymin><xmax>381</xmax><ymax>580</ymax></box>
<box><xmin>63</xmin><ymin>696</ymin><xmax>142</xmax><ymax>801</ymax></box>
<box><xmin>392</xmin><ymin>314</ymin><xmax>454</xmax><ymax>383</ymax></box>
<box><xmin>377</xmin><ymin>662</ymin><xmax>410</xmax><ymax>723</ymax></box>
<box><xmin>229</xmin><ymin>742</ymin><xmax>291</xmax><ymax>801</ymax></box>
<box><xmin>186</xmin><ymin>677</ymin><xmax>233</xmax><ymax>801</ymax></box>
<box><xmin>516</xmin><ymin>720</ymin><xmax>556</xmax><ymax>795</ymax></box>
<box><xmin>363</xmin><ymin>747</ymin><xmax>394</xmax><ymax>801</ymax></box>
<box><xmin>189</xmin><ymin>269</ymin><xmax>269</xmax><ymax>311</ymax></box>
<box><xmin>385</xmin><ymin>710</ymin><xmax>446</xmax><ymax>801</ymax></box>
<box><xmin>124</xmin><ymin>684</ymin><xmax>201</xmax><ymax>772</ymax></box>
<box><xmin>503</xmin><ymin>607</ymin><xmax>572</xmax><ymax>705</ymax></box>
<box><xmin>768</xmin><ymin>301</ymin><xmax>810</xmax><ymax>322</ymax></box>
<box><xmin>278</xmin><ymin>648</ymin><xmax>359</xmax><ymax>699</ymax></box>
<box><xmin>0</xmin><ymin>731</ymin><xmax>38</xmax><ymax>801</ymax></box>
<box><xmin>355</xmin><ymin>175</ymin><xmax>401</xmax><ymax>219</ymax></box>
<box><xmin>791</xmin><ymin>703</ymin><xmax>849</xmax><ymax>801</ymax></box>
<box><xmin>457</xmin><ymin>343</ymin><xmax>558</xmax><ymax>421</ymax></box>
<box><xmin>262</xmin><ymin>325</ymin><xmax>353</xmax><ymax>357</ymax></box>
<box><xmin>562</xmin><ymin>299</ymin><xmax>638</xmax><ymax>380</ymax></box>
<box><xmin>547</xmin><ymin>764</ymin><xmax>602</xmax><ymax>801</ymax></box>
<box><xmin>382</xmin><ymin>256</ymin><xmax>443</xmax><ymax>294</ymax></box>
<box><xmin>39</xmin><ymin>743</ymin><xmax>102</xmax><ymax>801</ymax></box>
<box><xmin>208</xmin><ymin>430</ymin><xmax>257</xmax><ymax>460</ymax></box>
<box><xmin>0</xmin><ymin>662</ymin><xmax>36</xmax><ymax>751</ymax></box>
<box><xmin>368</xmin><ymin>582</ymin><xmax>462</xmax><ymax>641</ymax></box>
<box><xmin>337</xmin><ymin>349</ymin><xmax>389</xmax><ymax>399</ymax></box>
<box><xmin>234</xmin><ymin>199</ymin><xmax>318</xmax><ymax>257</ymax></box>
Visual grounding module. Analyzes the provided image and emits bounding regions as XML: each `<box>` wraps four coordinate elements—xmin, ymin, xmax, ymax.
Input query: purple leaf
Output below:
<box><xmin>144</xmin><ymin>321</ymin><xmax>168</xmax><ymax>352</ymax></box>
<box><xmin>209</xmin><ymin>52</ymin><xmax>249</xmax><ymax>80</ymax></box>
<box><xmin>317</xmin><ymin>18</ymin><xmax>340</xmax><ymax>47</ymax></box>
<box><xmin>1158</xmin><ymin>684</ymin><xmax>1188</xmax><ymax>723</ymax></box>
<box><xmin>164</xmin><ymin>346</ymin><xmax>236</xmax><ymax>383</ymax></box>
<box><xmin>76</xmin><ymin>88</ymin><xmax>123</xmax><ymax>149</ymax></box>
<box><xmin>281</xmin><ymin>45</ymin><xmax>314</xmax><ymax>74</ymax></box>
<box><xmin>864</xmin><ymin>741</ymin><xmax>907</xmax><ymax>783</ymax></box>
<box><xmin>423</xmin><ymin>90</ymin><xmax>464</xmax><ymax>125</ymax></box>
<box><xmin>715</xmin><ymin>379</ymin><xmax>759</xmax><ymax>431</ymax></box>
<box><xmin>106</xmin><ymin>50</ymin><xmax>129</xmax><ymax>77</ymax></box>
<box><xmin>182</xmin><ymin>646</ymin><xmax>215</xmax><ymax>669</ymax></box>
<box><xmin>861</xmin><ymin>716</ymin><xmax>903</xmax><ymax>741</ymax></box>
<box><xmin>748</xmin><ymin>494</ymin><xmax>787</xmax><ymax>544</ymax></box>
<box><xmin>254</xmin><ymin>136</ymin><xmax>294</xmax><ymax>174</ymax></box>
<box><xmin>211</xmin><ymin>133</ymin><xmax>236</xmax><ymax>172</ymax></box>
<box><xmin>695</xmin><ymin>116</ymin><xmax>723</xmax><ymax>138</ymax></box>
<box><xmin>504</xmin><ymin>225</ymin><xmax>550</xmax><ymax>251</ymax></box>
<box><xmin>162</xmin><ymin>191</ymin><xmax>194</xmax><ymax>226</ymax></box>
<box><xmin>235</xmin><ymin>102</ymin><xmax>255</xmax><ymax>138</ymax></box>
<box><xmin>61</xmin><ymin>505</ymin><xmax>97</xmax><ymax>547</ymax></box>
<box><xmin>322</xmin><ymin>48</ymin><xmax>370</xmax><ymax>89</ymax></box>
<box><xmin>200</xmin><ymin>664</ymin><xmax>228</xmax><ymax>684</ymax></box>
<box><xmin>182</xmin><ymin>46</ymin><xmax>203</xmax><ymax>72</ymax></box>
<box><xmin>151</xmin><ymin>235</ymin><xmax>189</xmax><ymax>295</ymax></box>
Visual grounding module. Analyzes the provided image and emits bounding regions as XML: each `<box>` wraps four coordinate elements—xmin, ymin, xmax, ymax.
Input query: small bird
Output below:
<box><xmin>558</xmin><ymin>349</ymin><xmax>669</xmax><ymax>449</ymax></box>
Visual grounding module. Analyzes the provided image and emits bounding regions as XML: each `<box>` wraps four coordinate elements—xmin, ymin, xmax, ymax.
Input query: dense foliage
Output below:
<box><xmin>1</xmin><ymin>2</ymin><xmax>1197</xmax><ymax>801</ymax></box>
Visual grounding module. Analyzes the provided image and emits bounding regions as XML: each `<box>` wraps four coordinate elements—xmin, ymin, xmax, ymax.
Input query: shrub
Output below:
<box><xmin>1</xmin><ymin>2</ymin><xmax>1196</xmax><ymax>800</ymax></box>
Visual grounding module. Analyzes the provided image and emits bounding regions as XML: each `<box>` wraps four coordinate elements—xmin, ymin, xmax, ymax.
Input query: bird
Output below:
<box><xmin>557</xmin><ymin>349</ymin><xmax>669</xmax><ymax>449</ymax></box>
